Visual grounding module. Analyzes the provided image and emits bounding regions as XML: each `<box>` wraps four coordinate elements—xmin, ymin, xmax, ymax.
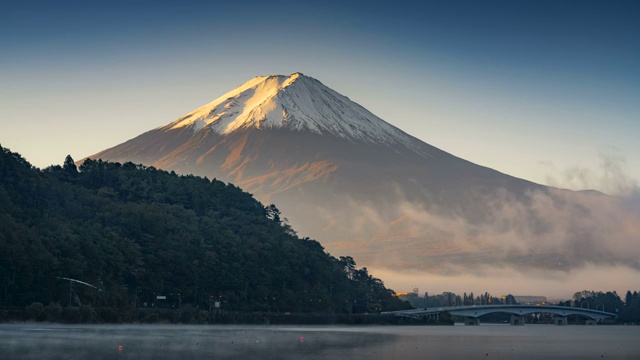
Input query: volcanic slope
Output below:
<box><xmin>87</xmin><ymin>73</ymin><xmax>640</xmax><ymax>274</ymax></box>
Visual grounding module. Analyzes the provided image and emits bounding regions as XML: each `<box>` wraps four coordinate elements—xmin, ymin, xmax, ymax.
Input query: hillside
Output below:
<box><xmin>0</xmin><ymin>145</ymin><xmax>409</xmax><ymax>313</ymax></box>
<box><xmin>85</xmin><ymin>73</ymin><xmax>640</xmax><ymax>276</ymax></box>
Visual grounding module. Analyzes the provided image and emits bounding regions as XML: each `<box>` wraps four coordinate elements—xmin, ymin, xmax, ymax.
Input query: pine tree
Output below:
<box><xmin>63</xmin><ymin>155</ymin><xmax>77</xmax><ymax>173</ymax></box>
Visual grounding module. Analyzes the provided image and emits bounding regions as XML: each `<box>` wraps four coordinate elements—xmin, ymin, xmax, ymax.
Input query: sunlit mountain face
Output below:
<box><xmin>87</xmin><ymin>73</ymin><xmax>640</xmax><ymax>281</ymax></box>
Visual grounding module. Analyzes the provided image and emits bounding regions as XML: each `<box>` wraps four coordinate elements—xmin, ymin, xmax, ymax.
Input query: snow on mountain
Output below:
<box><xmin>161</xmin><ymin>72</ymin><xmax>430</xmax><ymax>157</ymax></box>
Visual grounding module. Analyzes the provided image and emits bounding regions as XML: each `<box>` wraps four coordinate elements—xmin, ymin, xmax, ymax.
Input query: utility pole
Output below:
<box><xmin>194</xmin><ymin>285</ymin><xmax>198</xmax><ymax>308</ymax></box>
<box><xmin>193</xmin><ymin>268</ymin><xmax>198</xmax><ymax>308</ymax></box>
<box><xmin>69</xmin><ymin>279</ymin><xmax>73</xmax><ymax>307</ymax></box>
<box><xmin>244</xmin><ymin>282</ymin><xmax>249</xmax><ymax>310</ymax></box>
<box><xmin>4</xmin><ymin>269</ymin><xmax>15</xmax><ymax>306</ymax></box>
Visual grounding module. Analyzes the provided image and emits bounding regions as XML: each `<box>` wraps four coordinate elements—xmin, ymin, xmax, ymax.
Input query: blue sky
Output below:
<box><xmin>2</xmin><ymin>0</ymin><xmax>639</xmax><ymax>194</ymax></box>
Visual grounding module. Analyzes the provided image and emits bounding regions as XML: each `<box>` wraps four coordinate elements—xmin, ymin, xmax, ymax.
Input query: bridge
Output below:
<box><xmin>383</xmin><ymin>305</ymin><xmax>617</xmax><ymax>325</ymax></box>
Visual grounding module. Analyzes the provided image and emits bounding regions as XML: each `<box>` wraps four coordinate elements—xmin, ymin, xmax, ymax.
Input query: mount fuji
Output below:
<box><xmin>86</xmin><ymin>73</ymin><xmax>640</xmax><ymax>276</ymax></box>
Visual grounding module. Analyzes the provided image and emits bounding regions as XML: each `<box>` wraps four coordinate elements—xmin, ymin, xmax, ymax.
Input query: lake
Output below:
<box><xmin>1</xmin><ymin>323</ymin><xmax>638</xmax><ymax>359</ymax></box>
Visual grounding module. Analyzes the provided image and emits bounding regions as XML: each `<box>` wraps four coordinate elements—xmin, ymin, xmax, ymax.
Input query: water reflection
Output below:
<box><xmin>1</xmin><ymin>324</ymin><xmax>638</xmax><ymax>359</ymax></box>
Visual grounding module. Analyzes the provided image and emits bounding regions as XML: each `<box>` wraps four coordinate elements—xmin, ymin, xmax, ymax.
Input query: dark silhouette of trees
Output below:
<box><xmin>0</xmin><ymin>146</ymin><xmax>410</xmax><ymax>314</ymax></box>
<box><xmin>572</xmin><ymin>290</ymin><xmax>625</xmax><ymax>316</ymax></box>
<box><xmin>63</xmin><ymin>155</ymin><xmax>77</xmax><ymax>173</ymax></box>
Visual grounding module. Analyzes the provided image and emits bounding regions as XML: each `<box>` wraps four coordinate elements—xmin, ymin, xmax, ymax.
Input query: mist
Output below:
<box><xmin>0</xmin><ymin>324</ymin><xmax>396</xmax><ymax>360</ymax></box>
<box><xmin>305</xmin><ymin>177</ymin><xmax>640</xmax><ymax>298</ymax></box>
<box><xmin>3</xmin><ymin>323</ymin><xmax>639</xmax><ymax>359</ymax></box>
<box><xmin>369</xmin><ymin>264</ymin><xmax>640</xmax><ymax>300</ymax></box>
<box><xmin>543</xmin><ymin>151</ymin><xmax>639</xmax><ymax>196</ymax></box>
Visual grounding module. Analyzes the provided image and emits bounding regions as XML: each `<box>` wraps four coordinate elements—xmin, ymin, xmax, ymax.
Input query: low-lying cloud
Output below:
<box><xmin>301</xmin><ymin>184</ymin><xmax>640</xmax><ymax>298</ymax></box>
<box><xmin>543</xmin><ymin>150</ymin><xmax>639</xmax><ymax>196</ymax></box>
<box><xmin>369</xmin><ymin>264</ymin><xmax>640</xmax><ymax>300</ymax></box>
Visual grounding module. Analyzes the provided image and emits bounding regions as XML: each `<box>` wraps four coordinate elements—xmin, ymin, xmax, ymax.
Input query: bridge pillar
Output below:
<box><xmin>554</xmin><ymin>316</ymin><xmax>568</xmax><ymax>326</ymax></box>
<box><xmin>510</xmin><ymin>315</ymin><xmax>525</xmax><ymax>326</ymax></box>
<box><xmin>464</xmin><ymin>317</ymin><xmax>479</xmax><ymax>325</ymax></box>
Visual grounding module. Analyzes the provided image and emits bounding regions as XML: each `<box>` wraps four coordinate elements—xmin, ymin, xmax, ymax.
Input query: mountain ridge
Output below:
<box><xmin>85</xmin><ymin>73</ymin><xmax>640</xmax><ymax>276</ymax></box>
<box><xmin>158</xmin><ymin>72</ymin><xmax>431</xmax><ymax>157</ymax></box>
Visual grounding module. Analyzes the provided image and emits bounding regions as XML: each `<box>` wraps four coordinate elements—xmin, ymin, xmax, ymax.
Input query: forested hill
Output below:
<box><xmin>0</xmin><ymin>146</ymin><xmax>409</xmax><ymax>313</ymax></box>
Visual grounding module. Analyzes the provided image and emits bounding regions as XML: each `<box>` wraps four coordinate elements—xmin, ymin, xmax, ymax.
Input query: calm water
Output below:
<box><xmin>1</xmin><ymin>323</ymin><xmax>638</xmax><ymax>359</ymax></box>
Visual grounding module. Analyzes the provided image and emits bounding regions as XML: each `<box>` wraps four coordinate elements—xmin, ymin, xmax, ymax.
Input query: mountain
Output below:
<box><xmin>86</xmin><ymin>73</ymin><xmax>640</xmax><ymax>276</ymax></box>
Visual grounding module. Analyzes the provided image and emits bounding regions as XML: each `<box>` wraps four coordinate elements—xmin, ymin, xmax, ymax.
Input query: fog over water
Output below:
<box><xmin>1</xmin><ymin>324</ymin><xmax>638</xmax><ymax>359</ymax></box>
<box><xmin>323</xmin><ymin>154</ymin><xmax>640</xmax><ymax>299</ymax></box>
<box><xmin>370</xmin><ymin>264</ymin><xmax>640</xmax><ymax>300</ymax></box>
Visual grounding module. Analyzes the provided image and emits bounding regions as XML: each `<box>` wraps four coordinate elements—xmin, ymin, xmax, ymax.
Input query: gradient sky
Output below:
<box><xmin>2</xmin><ymin>0</ymin><xmax>639</xmax><ymax>195</ymax></box>
<box><xmin>2</xmin><ymin>0</ymin><xmax>640</xmax><ymax>298</ymax></box>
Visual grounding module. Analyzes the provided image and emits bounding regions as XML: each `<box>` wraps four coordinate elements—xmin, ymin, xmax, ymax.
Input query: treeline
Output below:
<box><xmin>0</xmin><ymin>146</ymin><xmax>411</xmax><ymax>316</ymax></box>
<box><xmin>1</xmin><ymin>303</ymin><xmax>419</xmax><ymax>325</ymax></box>
<box><xmin>407</xmin><ymin>291</ymin><xmax>516</xmax><ymax>308</ymax></box>
<box><xmin>403</xmin><ymin>289</ymin><xmax>640</xmax><ymax>324</ymax></box>
<box><xmin>568</xmin><ymin>290</ymin><xmax>640</xmax><ymax>323</ymax></box>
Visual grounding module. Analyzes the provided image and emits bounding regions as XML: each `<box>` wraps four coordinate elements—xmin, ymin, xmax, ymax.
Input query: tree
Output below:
<box><xmin>63</xmin><ymin>155</ymin><xmax>77</xmax><ymax>173</ymax></box>
<box><xmin>265</xmin><ymin>204</ymin><xmax>281</xmax><ymax>223</ymax></box>
<box><xmin>339</xmin><ymin>256</ymin><xmax>356</xmax><ymax>280</ymax></box>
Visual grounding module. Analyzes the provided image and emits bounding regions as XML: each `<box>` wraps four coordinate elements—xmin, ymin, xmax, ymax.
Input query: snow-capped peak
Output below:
<box><xmin>162</xmin><ymin>72</ymin><xmax>422</xmax><ymax>151</ymax></box>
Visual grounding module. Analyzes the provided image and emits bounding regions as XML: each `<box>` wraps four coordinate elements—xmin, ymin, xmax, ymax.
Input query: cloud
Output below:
<box><xmin>298</xmin><ymin>183</ymin><xmax>640</xmax><ymax>297</ymax></box>
<box><xmin>543</xmin><ymin>150</ymin><xmax>639</xmax><ymax>196</ymax></box>
<box><xmin>318</xmin><ymin>187</ymin><xmax>640</xmax><ymax>269</ymax></box>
